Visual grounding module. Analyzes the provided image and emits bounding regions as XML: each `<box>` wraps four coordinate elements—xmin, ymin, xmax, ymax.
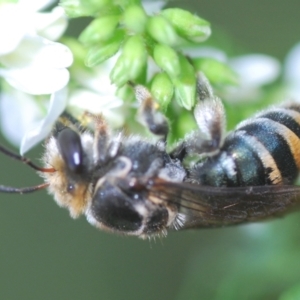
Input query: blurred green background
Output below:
<box><xmin>1</xmin><ymin>0</ymin><xmax>300</xmax><ymax>299</ymax></box>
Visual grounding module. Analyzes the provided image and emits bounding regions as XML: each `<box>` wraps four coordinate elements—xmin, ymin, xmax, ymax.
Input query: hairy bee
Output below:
<box><xmin>1</xmin><ymin>73</ymin><xmax>300</xmax><ymax>238</ymax></box>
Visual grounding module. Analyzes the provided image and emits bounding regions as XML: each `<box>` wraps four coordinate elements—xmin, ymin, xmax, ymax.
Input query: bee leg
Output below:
<box><xmin>171</xmin><ymin>72</ymin><xmax>226</xmax><ymax>160</ymax></box>
<box><xmin>133</xmin><ymin>85</ymin><xmax>169</xmax><ymax>141</ymax></box>
<box><xmin>91</xmin><ymin>114</ymin><xmax>111</xmax><ymax>163</ymax></box>
<box><xmin>89</xmin><ymin>113</ymin><xmax>123</xmax><ymax>164</ymax></box>
<box><xmin>193</xmin><ymin>72</ymin><xmax>226</xmax><ymax>150</ymax></box>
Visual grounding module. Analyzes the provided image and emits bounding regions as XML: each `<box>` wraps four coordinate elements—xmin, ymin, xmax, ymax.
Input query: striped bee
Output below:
<box><xmin>1</xmin><ymin>73</ymin><xmax>300</xmax><ymax>238</ymax></box>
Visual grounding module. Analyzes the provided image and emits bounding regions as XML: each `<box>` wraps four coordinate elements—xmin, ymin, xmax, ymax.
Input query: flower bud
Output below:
<box><xmin>60</xmin><ymin>0</ymin><xmax>111</xmax><ymax>17</ymax></box>
<box><xmin>161</xmin><ymin>8</ymin><xmax>211</xmax><ymax>43</ymax></box>
<box><xmin>85</xmin><ymin>30</ymin><xmax>124</xmax><ymax>67</ymax></box>
<box><xmin>173</xmin><ymin>55</ymin><xmax>196</xmax><ymax>110</ymax></box>
<box><xmin>110</xmin><ymin>35</ymin><xmax>147</xmax><ymax>86</ymax></box>
<box><xmin>151</xmin><ymin>72</ymin><xmax>174</xmax><ymax>111</ymax></box>
<box><xmin>79</xmin><ymin>15</ymin><xmax>120</xmax><ymax>46</ymax></box>
<box><xmin>122</xmin><ymin>5</ymin><xmax>147</xmax><ymax>33</ymax></box>
<box><xmin>122</xmin><ymin>35</ymin><xmax>147</xmax><ymax>79</ymax></box>
<box><xmin>153</xmin><ymin>44</ymin><xmax>181</xmax><ymax>77</ymax></box>
<box><xmin>146</xmin><ymin>15</ymin><xmax>178</xmax><ymax>46</ymax></box>
<box><xmin>109</xmin><ymin>55</ymin><xmax>129</xmax><ymax>87</ymax></box>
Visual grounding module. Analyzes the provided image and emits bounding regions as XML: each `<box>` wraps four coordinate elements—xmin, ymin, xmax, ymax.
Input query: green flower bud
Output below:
<box><xmin>85</xmin><ymin>30</ymin><xmax>124</xmax><ymax>67</ymax></box>
<box><xmin>146</xmin><ymin>15</ymin><xmax>178</xmax><ymax>46</ymax></box>
<box><xmin>60</xmin><ymin>0</ymin><xmax>111</xmax><ymax>17</ymax></box>
<box><xmin>110</xmin><ymin>35</ymin><xmax>147</xmax><ymax>86</ymax></box>
<box><xmin>151</xmin><ymin>72</ymin><xmax>174</xmax><ymax>111</ymax></box>
<box><xmin>173</xmin><ymin>55</ymin><xmax>196</xmax><ymax>110</ymax></box>
<box><xmin>174</xmin><ymin>80</ymin><xmax>196</xmax><ymax>110</ymax></box>
<box><xmin>122</xmin><ymin>35</ymin><xmax>147</xmax><ymax>80</ymax></box>
<box><xmin>79</xmin><ymin>15</ymin><xmax>120</xmax><ymax>46</ymax></box>
<box><xmin>110</xmin><ymin>56</ymin><xmax>129</xmax><ymax>86</ymax></box>
<box><xmin>161</xmin><ymin>8</ymin><xmax>211</xmax><ymax>43</ymax></box>
<box><xmin>153</xmin><ymin>44</ymin><xmax>181</xmax><ymax>77</ymax></box>
<box><xmin>122</xmin><ymin>5</ymin><xmax>147</xmax><ymax>33</ymax></box>
<box><xmin>193</xmin><ymin>58</ymin><xmax>238</xmax><ymax>85</ymax></box>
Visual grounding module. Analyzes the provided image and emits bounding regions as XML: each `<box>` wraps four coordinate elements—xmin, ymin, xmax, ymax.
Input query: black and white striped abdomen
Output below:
<box><xmin>192</xmin><ymin>104</ymin><xmax>300</xmax><ymax>187</ymax></box>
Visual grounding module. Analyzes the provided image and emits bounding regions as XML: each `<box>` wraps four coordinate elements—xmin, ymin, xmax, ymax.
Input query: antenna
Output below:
<box><xmin>0</xmin><ymin>144</ymin><xmax>55</xmax><ymax>172</ymax></box>
<box><xmin>0</xmin><ymin>183</ymin><xmax>49</xmax><ymax>194</ymax></box>
<box><xmin>0</xmin><ymin>144</ymin><xmax>55</xmax><ymax>194</ymax></box>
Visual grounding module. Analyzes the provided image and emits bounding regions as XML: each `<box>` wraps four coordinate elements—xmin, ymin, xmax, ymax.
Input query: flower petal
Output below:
<box><xmin>20</xmin><ymin>88</ymin><xmax>68</xmax><ymax>154</ymax></box>
<box><xmin>0</xmin><ymin>4</ymin><xmax>30</xmax><ymax>55</ymax></box>
<box><xmin>0</xmin><ymin>90</ymin><xmax>42</xmax><ymax>147</ymax></box>
<box><xmin>0</xmin><ymin>36</ymin><xmax>73</xmax><ymax>69</ymax></box>
<box><xmin>18</xmin><ymin>0</ymin><xmax>56</xmax><ymax>12</ymax></box>
<box><xmin>284</xmin><ymin>42</ymin><xmax>300</xmax><ymax>85</ymax></box>
<box><xmin>34</xmin><ymin>7</ymin><xmax>68</xmax><ymax>41</ymax></box>
<box><xmin>0</xmin><ymin>67</ymin><xmax>70</xmax><ymax>95</ymax></box>
<box><xmin>68</xmin><ymin>89</ymin><xmax>123</xmax><ymax>113</ymax></box>
<box><xmin>68</xmin><ymin>89</ymin><xmax>124</xmax><ymax>128</ymax></box>
<box><xmin>229</xmin><ymin>54</ymin><xmax>280</xmax><ymax>86</ymax></box>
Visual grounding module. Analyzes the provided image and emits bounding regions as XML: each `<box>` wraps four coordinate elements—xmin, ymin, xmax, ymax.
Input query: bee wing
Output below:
<box><xmin>150</xmin><ymin>180</ymin><xmax>300</xmax><ymax>229</ymax></box>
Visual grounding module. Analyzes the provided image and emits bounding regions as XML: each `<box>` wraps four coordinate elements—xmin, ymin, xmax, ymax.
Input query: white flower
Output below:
<box><xmin>284</xmin><ymin>42</ymin><xmax>300</xmax><ymax>100</ymax></box>
<box><xmin>1</xmin><ymin>53</ymin><xmax>124</xmax><ymax>153</ymax></box>
<box><xmin>182</xmin><ymin>46</ymin><xmax>280</xmax><ymax>103</ymax></box>
<box><xmin>0</xmin><ymin>88</ymin><xmax>68</xmax><ymax>154</ymax></box>
<box><xmin>68</xmin><ymin>55</ymin><xmax>124</xmax><ymax>128</ymax></box>
<box><xmin>0</xmin><ymin>0</ymin><xmax>73</xmax><ymax>94</ymax></box>
<box><xmin>20</xmin><ymin>89</ymin><xmax>68</xmax><ymax>154</ymax></box>
<box><xmin>226</xmin><ymin>54</ymin><xmax>280</xmax><ymax>102</ymax></box>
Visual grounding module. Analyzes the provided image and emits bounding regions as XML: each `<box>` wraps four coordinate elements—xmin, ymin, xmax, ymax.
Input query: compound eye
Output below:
<box><xmin>57</xmin><ymin>128</ymin><xmax>84</xmax><ymax>174</ymax></box>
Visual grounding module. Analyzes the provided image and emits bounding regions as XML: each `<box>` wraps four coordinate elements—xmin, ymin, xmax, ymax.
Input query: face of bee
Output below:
<box><xmin>1</xmin><ymin>73</ymin><xmax>300</xmax><ymax>239</ymax></box>
<box><xmin>41</xmin><ymin>128</ymin><xmax>94</xmax><ymax>218</ymax></box>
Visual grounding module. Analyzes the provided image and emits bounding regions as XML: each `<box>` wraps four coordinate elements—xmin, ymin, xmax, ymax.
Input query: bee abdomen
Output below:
<box><xmin>193</xmin><ymin>106</ymin><xmax>300</xmax><ymax>187</ymax></box>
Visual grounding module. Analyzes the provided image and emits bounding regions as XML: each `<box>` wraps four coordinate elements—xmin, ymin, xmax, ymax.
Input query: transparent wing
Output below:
<box><xmin>150</xmin><ymin>180</ymin><xmax>300</xmax><ymax>229</ymax></box>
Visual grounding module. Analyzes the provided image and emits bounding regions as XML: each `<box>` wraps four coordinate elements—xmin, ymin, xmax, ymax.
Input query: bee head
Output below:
<box><xmin>42</xmin><ymin>127</ymin><xmax>94</xmax><ymax>218</ymax></box>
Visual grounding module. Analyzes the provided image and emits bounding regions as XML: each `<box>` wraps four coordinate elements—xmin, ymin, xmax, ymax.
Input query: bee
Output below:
<box><xmin>1</xmin><ymin>73</ymin><xmax>300</xmax><ymax>238</ymax></box>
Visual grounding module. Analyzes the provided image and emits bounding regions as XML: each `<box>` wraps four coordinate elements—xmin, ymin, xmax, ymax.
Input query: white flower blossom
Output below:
<box><xmin>284</xmin><ymin>42</ymin><xmax>300</xmax><ymax>100</ymax></box>
<box><xmin>68</xmin><ymin>55</ymin><xmax>124</xmax><ymax>128</ymax></box>
<box><xmin>0</xmin><ymin>0</ymin><xmax>73</xmax><ymax>94</ymax></box>
<box><xmin>20</xmin><ymin>88</ymin><xmax>68</xmax><ymax>155</ymax></box>
<box><xmin>1</xmin><ymin>53</ymin><xmax>124</xmax><ymax>153</ymax></box>
<box><xmin>224</xmin><ymin>54</ymin><xmax>280</xmax><ymax>102</ymax></box>
<box><xmin>0</xmin><ymin>88</ymin><xmax>68</xmax><ymax>154</ymax></box>
<box><xmin>182</xmin><ymin>46</ymin><xmax>280</xmax><ymax>103</ymax></box>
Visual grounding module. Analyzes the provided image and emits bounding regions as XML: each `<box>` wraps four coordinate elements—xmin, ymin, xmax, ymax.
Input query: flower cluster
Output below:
<box><xmin>61</xmin><ymin>0</ymin><xmax>212</xmax><ymax>110</ymax></box>
<box><xmin>1</xmin><ymin>0</ymin><xmax>300</xmax><ymax>155</ymax></box>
